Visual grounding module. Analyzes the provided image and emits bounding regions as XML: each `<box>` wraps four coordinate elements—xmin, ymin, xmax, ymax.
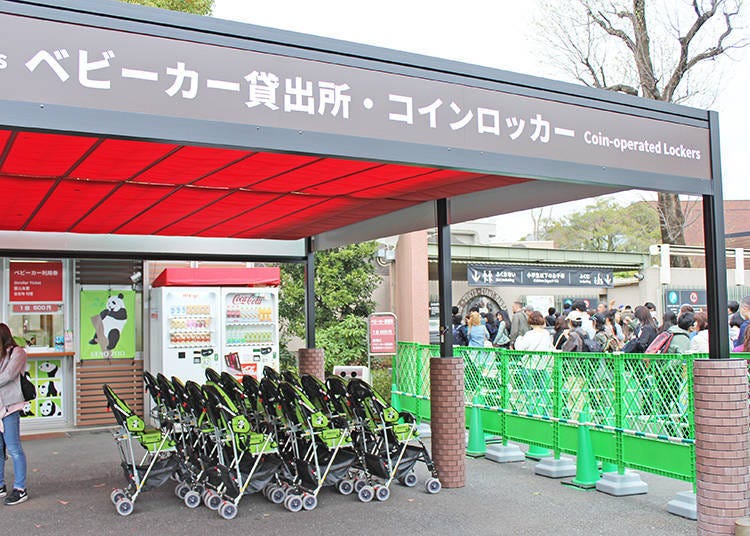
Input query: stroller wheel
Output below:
<box><xmin>284</xmin><ymin>494</ymin><xmax>303</xmax><ymax>513</ymax></box>
<box><xmin>353</xmin><ymin>479</ymin><xmax>367</xmax><ymax>493</ymax></box>
<box><xmin>174</xmin><ymin>482</ymin><xmax>189</xmax><ymax>500</ymax></box>
<box><xmin>425</xmin><ymin>477</ymin><xmax>442</xmax><ymax>494</ymax></box>
<box><xmin>115</xmin><ymin>497</ymin><xmax>134</xmax><ymax>516</ymax></box>
<box><xmin>184</xmin><ymin>490</ymin><xmax>201</xmax><ymax>509</ymax></box>
<box><xmin>357</xmin><ymin>485</ymin><xmax>374</xmax><ymax>503</ymax></box>
<box><xmin>269</xmin><ymin>486</ymin><xmax>287</xmax><ymax>505</ymax></box>
<box><xmin>207</xmin><ymin>492</ymin><xmax>223</xmax><ymax>511</ymax></box>
<box><xmin>337</xmin><ymin>479</ymin><xmax>354</xmax><ymax>496</ymax></box>
<box><xmin>401</xmin><ymin>472</ymin><xmax>418</xmax><ymax>488</ymax></box>
<box><xmin>110</xmin><ymin>488</ymin><xmax>126</xmax><ymax>505</ymax></box>
<box><xmin>218</xmin><ymin>501</ymin><xmax>238</xmax><ymax>520</ymax></box>
<box><xmin>302</xmin><ymin>494</ymin><xmax>318</xmax><ymax>511</ymax></box>
<box><xmin>374</xmin><ymin>485</ymin><xmax>390</xmax><ymax>502</ymax></box>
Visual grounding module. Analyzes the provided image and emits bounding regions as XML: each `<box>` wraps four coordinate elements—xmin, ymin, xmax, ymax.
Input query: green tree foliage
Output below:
<box><xmin>540</xmin><ymin>199</ymin><xmax>659</xmax><ymax>252</ymax></box>
<box><xmin>119</xmin><ymin>0</ymin><xmax>213</xmax><ymax>15</ymax></box>
<box><xmin>279</xmin><ymin>242</ymin><xmax>382</xmax><ymax>371</ymax></box>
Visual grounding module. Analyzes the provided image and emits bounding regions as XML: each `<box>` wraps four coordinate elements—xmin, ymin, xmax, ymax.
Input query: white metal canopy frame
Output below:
<box><xmin>0</xmin><ymin>0</ymin><xmax>728</xmax><ymax>356</ymax></box>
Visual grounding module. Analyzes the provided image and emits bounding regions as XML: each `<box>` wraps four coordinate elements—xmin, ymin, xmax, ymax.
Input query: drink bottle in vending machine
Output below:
<box><xmin>149</xmin><ymin>287</ymin><xmax>220</xmax><ymax>384</ymax></box>
<box><xmin>220</xmin><ymin>287</ymin><xmax>279</xmax><ymax>380</ymax></box>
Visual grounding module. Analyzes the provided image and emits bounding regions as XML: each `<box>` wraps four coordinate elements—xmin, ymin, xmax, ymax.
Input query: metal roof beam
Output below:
<box><xmin>314</xmin><ymin>181</ymin><xmax>626</xmax><ymax>251</ymax></box>
<box><xmin>0</xmin><ymin>231</ymin><xmax>306</xmax><ymax>261</ymax></box>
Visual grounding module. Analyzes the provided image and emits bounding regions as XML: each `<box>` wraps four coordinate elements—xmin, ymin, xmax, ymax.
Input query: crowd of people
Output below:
<box><xmin>451</xmin><ymin>295</ymin><xmax>750</xmax><ymax>355</ymax></box>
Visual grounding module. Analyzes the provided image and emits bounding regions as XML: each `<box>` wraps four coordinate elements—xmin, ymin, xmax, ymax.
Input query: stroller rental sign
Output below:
<box><xmin>0</xmin><ymin>12</ymin><xmax>710</xmax><ymax>181</ymax></box>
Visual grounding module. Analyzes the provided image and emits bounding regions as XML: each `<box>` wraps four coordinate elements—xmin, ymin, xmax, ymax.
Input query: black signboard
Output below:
<box><xmin>467</xmin><ymin>264</ymin><xmax>614</xmax><ymax>288</ymax></box>
<box><xmin>664</xmin><ymin>289</ymin><xmax>707</xmax><ymax>314</ymax></box>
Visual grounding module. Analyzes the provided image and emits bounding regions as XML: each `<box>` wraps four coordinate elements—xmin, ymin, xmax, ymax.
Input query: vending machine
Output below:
<box><xmin>149</xmin><ymin>287</ymin><xmax>222</xmax><ymax>384</ymax></box>
<box><xmin>149</xmin><ymin>267</ymin><xmax>281</xmax><ymax>384</ymax></box>
<box><xmin>221</xmin><ymin>287</ymin><xmax>279</xmax><ymax>380</ymax></box>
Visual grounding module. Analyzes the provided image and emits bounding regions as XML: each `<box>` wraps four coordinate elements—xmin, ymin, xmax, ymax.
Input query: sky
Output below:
<box><xmin>210</xmin><ymin>0</ymin><xmax>749</xmax><ymax>241</ymax></box>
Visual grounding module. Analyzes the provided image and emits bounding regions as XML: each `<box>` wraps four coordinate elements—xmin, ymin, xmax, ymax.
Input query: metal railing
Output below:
<box><xmin>392</xmin><ymin>342</ymin><xmax>750</xmax><ymax>485</ymax></box>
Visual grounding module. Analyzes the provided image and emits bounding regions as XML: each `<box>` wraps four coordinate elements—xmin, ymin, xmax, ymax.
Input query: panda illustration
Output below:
<box><xmin>38</xmin><ymin>361</ymin><xmax>59</xmax><ymax>378</ymax></box>
<box><xmin>89</xmin><ymin>293</ymin><xmax>128</xmax><ymax>350</ymax></box>
<box><xmin>20</xmin><ymin>401</ymin><xmax>34</xmax><ymax>418</ymax></box>
<box><xmin>38</xmin><ymin>381</ymin><xmax>59</xmax><ymax>398</ymax></box>
<box><xmin>39</xmin><ymin>399</ymin><xmax>61</xmax><ymax>418</ymax></box>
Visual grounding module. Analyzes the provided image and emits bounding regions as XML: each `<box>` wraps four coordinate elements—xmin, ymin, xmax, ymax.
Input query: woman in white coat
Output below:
<box><xmin>688</xmin><ymin>312</ymin><xmax>710</xmax><ymax>354</ymax></box>
<box><xmin>514</xmin><ymin>311</ymin><xmax>554</xmax><ymax>413</ymax></box>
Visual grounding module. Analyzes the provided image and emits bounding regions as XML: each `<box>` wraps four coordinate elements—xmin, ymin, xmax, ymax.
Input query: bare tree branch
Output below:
<box><xmin>663</xmin><ymin>0</ymin><xmax>721</xmax><ymax>101</ymax></box>
<box><xmin>587</xmin><ymin>5</ymin><xmax>637</xmax><ymax>52</ymax></box>
<box><xmin>534</xmin><ymin>0</ymin><xmax>748</xmax><ymax>263</ymax></box>
<box><xmin>604</xmin><ymin>83</ymin><xmax>640</xmax><ymax>94</ymax></box>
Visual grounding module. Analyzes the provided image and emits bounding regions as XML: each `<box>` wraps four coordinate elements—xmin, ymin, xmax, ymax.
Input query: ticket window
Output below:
<box><xmin>7</xmin><ymin>309</ymin><xmax>64</xmax><ymax>350</ymax></box>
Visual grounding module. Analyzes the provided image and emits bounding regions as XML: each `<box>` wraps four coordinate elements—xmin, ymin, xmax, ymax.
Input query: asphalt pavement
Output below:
<box><xmin>2</xmin><ymin>430</ymin><xmax>696</xmax><ymax>535</ymax></box>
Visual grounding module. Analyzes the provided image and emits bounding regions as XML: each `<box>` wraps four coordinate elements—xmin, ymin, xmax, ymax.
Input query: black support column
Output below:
<box><xmin>304</xmin><ymin>236</ymin><xmax>315</xmax><ymax>349</ymax></box>
<box><xmin>436</xmin><ymin>198</ymin><xmax>453</xmax><ymax>357</ymax></box>
<box><xmin>703</xmin><ymin>111</ymin><xmax>729</xmax><ymax>358</ymax></box>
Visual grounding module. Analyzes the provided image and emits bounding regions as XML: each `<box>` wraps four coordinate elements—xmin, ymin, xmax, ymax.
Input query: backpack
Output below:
<box><xmin>644</xmin><ymin>331</ymin><xmax>674</xmax><ymax>354</ymax></box>
<box><xmin>581</xmin><ymin>337</ymin><xmax>603</xmax><ymax>353</ymax></box>
<box><xmin>453</xmin><ymin>324</ymin><xmax>468</xmax><ymax>346</ymax></box>
<box><xmin>576</xmin><ymin>329</ymin><xmax>603</xmax><ymax>352</ymax></box>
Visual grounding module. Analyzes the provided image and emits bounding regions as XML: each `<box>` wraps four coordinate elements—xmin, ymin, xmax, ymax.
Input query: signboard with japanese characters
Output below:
<box><xmin>0</xmin><ymin>13</ymin><xmax>710</xmax><ymax>180</ymax></box>
<box><xmin>9</xmin><ymin>260</ymin><xmax>63</xmax><ymax>302</ymax></box>
<box><xmin>664</xmin><ymin>289</ymin><xmax>707</xmax><ymax>315</ymax></box>
<box><xmin>468</xmin><ymin>264</ymin><xmax>614</xmax><ymax>288</ymax></box>
<box><xmin>368</xmin><ymin>313</ymin><xmax>397</xmax><ymax>355</ymax></box>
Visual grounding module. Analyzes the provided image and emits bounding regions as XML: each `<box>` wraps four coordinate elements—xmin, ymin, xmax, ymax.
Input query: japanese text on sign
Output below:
<box><xmin>9</xmin><ymin>261</ymin><xmax>63</xmax><ymax>302</ymax></box>
<box><xmin>467</xmin><ymin>264</ymin><xmax>614</xmax><ymax>288</ymax></box>
<box><xmin>0</xmin><ymin>13</ymin><xmax>711</xmax><ymax>180</ymax></box>
<box><xmin>368</xmin><ymin>313</ymin><xmax>397</xmax><ymax>355</ymax></box>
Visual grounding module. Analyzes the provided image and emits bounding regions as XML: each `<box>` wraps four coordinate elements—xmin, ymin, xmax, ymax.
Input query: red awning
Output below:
<box><xmin>152</xmin><ymin>267</ymin><xmax>281</xmax><ymax>287</ymax></box>
<box><xmin>1</xmin><ymin>129</ymin><xmax>528</xmax><ymax>240</ymax></box>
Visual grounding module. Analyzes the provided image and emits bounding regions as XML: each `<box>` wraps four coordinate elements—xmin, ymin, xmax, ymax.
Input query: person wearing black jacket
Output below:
<box><xmin>622</xmin><ymin>305</ymin><xmax>658</xmax><ymax>353</ymax></box>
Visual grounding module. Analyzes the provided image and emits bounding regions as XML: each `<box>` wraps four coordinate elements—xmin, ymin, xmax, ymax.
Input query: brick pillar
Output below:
<box><xmin>430</xmin><ymin>357</ymin><xmax>465</xmax><ymax>488</ymax></box>
<box><xmin>298</xmin><ymin>348</ymin><xmax>325</xmax><ymax>381</ymax></box>
<box><xmin>694</xmin><ymin>358</ymin><xmax>750</xmax><ymax>535</ymax></box>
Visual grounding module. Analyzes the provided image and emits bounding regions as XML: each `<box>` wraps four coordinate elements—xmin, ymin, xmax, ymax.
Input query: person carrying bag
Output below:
<box><xmin>0</xmin><ymin>323</ymin><xmax>29</xmax><ymax>505</ymax></box>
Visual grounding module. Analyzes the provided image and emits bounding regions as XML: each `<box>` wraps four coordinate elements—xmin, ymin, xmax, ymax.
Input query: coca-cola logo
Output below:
<box><xmin>231</xmin><ymin>295</ymin><xmax>263</xmax><ymax>305</ymax></box>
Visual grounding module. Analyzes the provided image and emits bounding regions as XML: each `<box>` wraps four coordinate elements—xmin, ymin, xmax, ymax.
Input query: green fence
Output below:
<box><xmin>392</xmin><ymin>343</ymin><xmax>750</xmax><ymax>486</ymax></box>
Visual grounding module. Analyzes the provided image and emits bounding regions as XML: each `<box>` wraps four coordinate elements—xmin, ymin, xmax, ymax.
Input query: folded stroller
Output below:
<box><xmin>275</xmin><ymin>380</ymin><xmax>358</xmax><ymax>510</ymax></box>
<box><xmin>103</xmin><ymin>384</ymin><xmax>179</xmax><ymax>516</ymax></box>
<box><xmin>168</xmin><ymin>376</ymin><xmax>211</xmax><ymax>508</ymax></box>
<box><xmin>346</xmin><ymin>378</ymin><xmax>441</xmax><ymax>496</ymax></box>
<box><xmin>200</xmin><ymin>382</ymin><xmax>282</xmax><ymax>519</ymax></box>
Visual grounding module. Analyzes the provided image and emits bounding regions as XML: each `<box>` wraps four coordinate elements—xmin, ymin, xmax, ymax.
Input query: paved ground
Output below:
<box><xmin>3</xmin><ymin>430</ymin><xmax>695</xmax><ymax>535</ymax></box>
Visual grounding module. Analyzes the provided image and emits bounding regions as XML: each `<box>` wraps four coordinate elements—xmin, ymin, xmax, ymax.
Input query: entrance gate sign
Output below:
<box><xmin>0</xmin><ymin>13</ymin><xmax>710</xmax><ymax>180</ymax></box>
<box><xmin>468</xmin><ymin>264</ymin><xmax>614</xmax><ymax>288</ymax></box>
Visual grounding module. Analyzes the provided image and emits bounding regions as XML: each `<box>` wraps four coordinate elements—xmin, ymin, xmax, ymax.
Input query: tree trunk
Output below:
<box><xmin>657</xmin><ymin>192</ymin><xmax>691</xmax><ymax>267</ymax></box>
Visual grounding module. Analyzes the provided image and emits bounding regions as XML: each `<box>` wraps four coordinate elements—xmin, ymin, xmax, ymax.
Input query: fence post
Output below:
<box><xmin>415</xmin><ymin>345</ymin><xmax>423</xmax><ymax>423</ymax></box>
<box><xmin>534</xmin><ymin>352</ymin><xmax>576</xmax><ymax>478</ymax></box>
<box><xmin>614</xmin><ymin>353</ymin><xmax>625</xmax><ymax>473</ymax></box>
<box><xmin>596</xmin><ymin>353</ymin><xmax>648</xmax><ymax>496</ymax></box>
<box><xmin>486</xmin><ymin>349</ymin><xmax>524</xmax><ymax>463</ymax></box>
<box><xmin>390</xmin><ymin>343</ymin><xmax>401</xmax><ymax>412</ymax></box>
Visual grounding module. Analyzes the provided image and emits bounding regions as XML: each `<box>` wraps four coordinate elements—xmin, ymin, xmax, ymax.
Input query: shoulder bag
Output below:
<box><xmin>20</xmin><ymin>371</ymin><xmax>36</xmax><ymax>401</ymax></box>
